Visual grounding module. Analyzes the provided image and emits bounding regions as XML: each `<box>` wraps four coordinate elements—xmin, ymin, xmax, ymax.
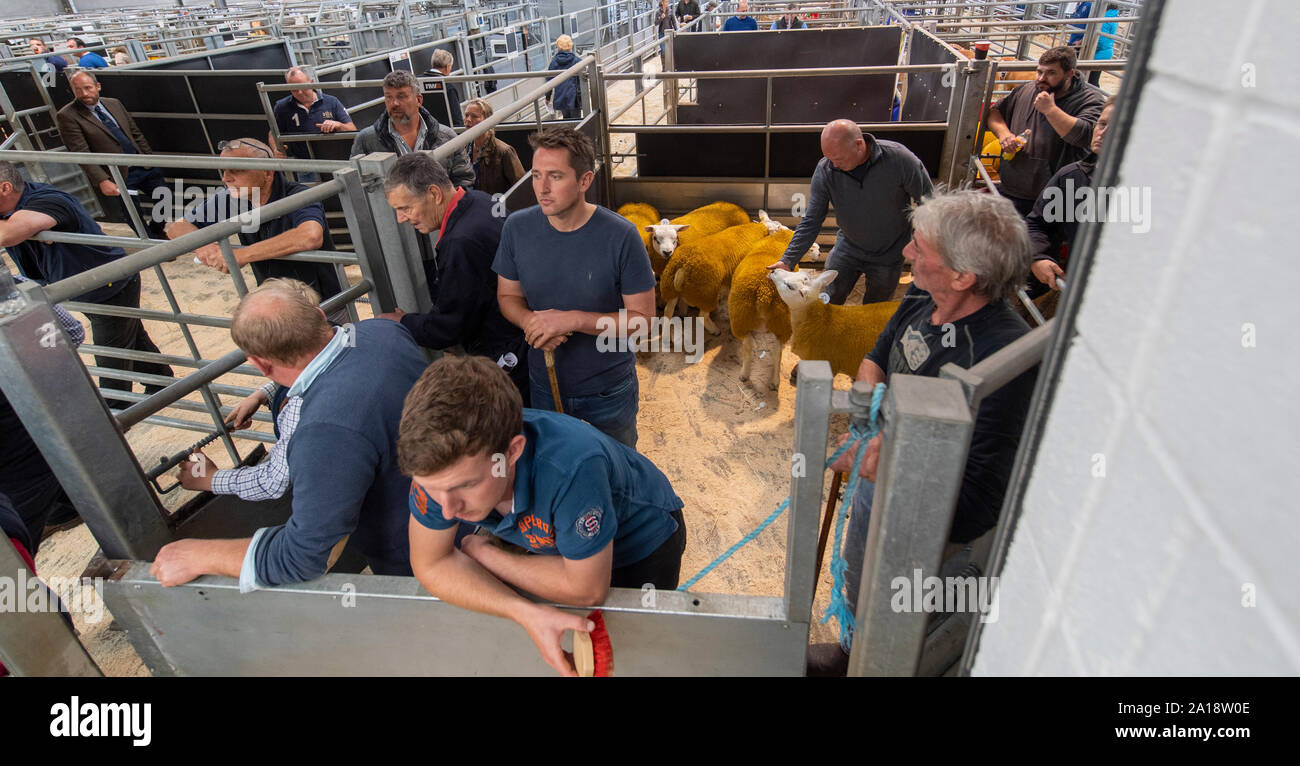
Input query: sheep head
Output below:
<box><xmin>755</xmin><ymin>209</ymin><xmax>787</xmax><ymax>235</ymax></box>
<box><xmin>769</xmin><ymin>269</ymin><xmax>838</xmax><ymax>310</ymax></box>
<box><xmin>645</xmin><ymin>219</ymin><xmax>690</xmax><ymax>259</ymax></box>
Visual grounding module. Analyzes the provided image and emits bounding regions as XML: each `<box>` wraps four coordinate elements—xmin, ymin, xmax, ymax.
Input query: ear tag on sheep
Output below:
<box><xmin>819</xmin><ymin>292</ymin><xmax>830</xmax><ymax>304</ymax></box>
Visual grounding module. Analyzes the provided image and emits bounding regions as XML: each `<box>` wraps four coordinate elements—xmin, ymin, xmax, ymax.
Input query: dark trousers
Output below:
<box><xmin>610</xmin><ymin>510</ymin><xmax>686</xmax><ymax>590</ymax></box>
<box><xmin>824</xmin><ymin>258</ymin><xmax>904</xmax><ymax>305</ymax></box>
<box><xmin>89</xmin><ymin>277</ymin><xmax>174</xmax><ymax>409</ymax></box>
<box><xmin>3</xmin><ymin>475</ymin><xmax>77</xmax><ymax>557</ymax></box>
<box><xmin>120</xmin><ymin>166</ymin><xmax>168</xmax><ymax>239</ymax></box>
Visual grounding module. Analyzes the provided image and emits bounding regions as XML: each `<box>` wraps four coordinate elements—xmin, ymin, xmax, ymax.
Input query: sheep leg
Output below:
<box><xmin>663</xmin><ymin>297</ymin><xmax>678</xmax><ymax>318</ymax></box>
<box><xmin>740</xmin><ymin>334</ymin><xmax>753</xmax><ymax>382</ymax></box>
<box><xmin>769</xmin><ymin>340</ymin><xmax>784</xmax><ymax>391</ymax></box>
<box><xmin>702</xmin><ymin>311</ymin><xmax>721</xmax><ymax>336</ymax></box>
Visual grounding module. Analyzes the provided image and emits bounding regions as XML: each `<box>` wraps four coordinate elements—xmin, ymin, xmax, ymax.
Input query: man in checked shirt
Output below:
<box><xmin>174</xmin><ymin>281</ymin><xmax>323</xmax><ymax>500</ymax></box>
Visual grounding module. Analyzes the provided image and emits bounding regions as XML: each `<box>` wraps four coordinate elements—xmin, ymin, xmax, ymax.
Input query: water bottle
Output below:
<box><xmin>1001</xmin><ymin>129</ymin><xmax>1032</xmax><ymax>161</ymax></box>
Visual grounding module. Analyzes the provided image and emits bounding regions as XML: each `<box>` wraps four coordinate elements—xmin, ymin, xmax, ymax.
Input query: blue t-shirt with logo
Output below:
<box><xmin>492</xmin><ymin>205</ymin><xmax>656</xmax><ymax>397</ymax></box>
<box><xmin>409</xmin><ymin>409</ymin><xmax>681</xmax><ymax>567</ymax></box>
<box><xmin>272</xmin><ymin>92</ymin><xmax>353</xmax><ymax>159</ymax></box>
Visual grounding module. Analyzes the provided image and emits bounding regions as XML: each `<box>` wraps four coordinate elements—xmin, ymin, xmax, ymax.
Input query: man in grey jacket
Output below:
<box><xmin>349</xmin><ymin>70</ymin><xmax>474</xmax><ymax>188</ymax></box>
<box><xmin>986</xmin><ymin>45</ymin><xmax>1108</xmax><ymax>216</ymax></box>
<box><xmin>768</xmin><ymin>119</ymin><xmax>933</xmax><ymax>305</ymax></box>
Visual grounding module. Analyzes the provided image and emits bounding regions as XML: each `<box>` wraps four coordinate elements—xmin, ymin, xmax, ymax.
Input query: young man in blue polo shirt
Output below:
<box><xmin>400</xmin><ymin>355</ymin><xmax>686</xmax><ymax>676</ymax></box>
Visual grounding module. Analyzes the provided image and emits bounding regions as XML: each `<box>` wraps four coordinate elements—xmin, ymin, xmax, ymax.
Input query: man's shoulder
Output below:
<box><xmin>55</xmin><ymin>100</ymin><xmax>79</xmax><ymax>120</ymax></box>
<box><xmin>591</xmin><ymin>205</ymin><xmax>639</xmax><ymax>233</ymax></box>
<box><xmin>502</xmin><ymin>204</ymin><xmax>546</xmax><ymax>232</ymax></box>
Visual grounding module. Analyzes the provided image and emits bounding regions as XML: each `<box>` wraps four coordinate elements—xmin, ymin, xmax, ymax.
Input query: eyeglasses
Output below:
<box><xmin>217</xmin><ymin>140</ymin><xmax>272</xmax><ymax>158</ymax></box>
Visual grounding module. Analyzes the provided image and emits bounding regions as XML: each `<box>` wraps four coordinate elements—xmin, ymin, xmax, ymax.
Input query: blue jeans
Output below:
<box><xmin>840</xmin><ymin>476</ymin><xmax>973</xmax><ymax>649</ymax></box>
<box><xmin>531</xmin><ymin>372</ymin><xmax>639</xmax><ymax>449</ymax></box>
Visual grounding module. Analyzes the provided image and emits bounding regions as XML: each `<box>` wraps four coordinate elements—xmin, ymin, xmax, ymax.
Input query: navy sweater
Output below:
<box><xmin>253</xmin><ymin>320</ymin><xmax>428</xmax><ymax>584</ymax></box>
<box><xmin>400</xmin><ymin>189</ymin><xmax>525</xmax><ymax>358</ymax></box>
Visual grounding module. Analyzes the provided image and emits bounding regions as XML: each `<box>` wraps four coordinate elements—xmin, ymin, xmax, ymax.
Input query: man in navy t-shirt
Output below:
<box><xmin>401</xmin><ymin>355</ymin><xmax>686</xmax><ymax>676</ymax></box>
<box><xmin>493</xmin><ymin>127</ymin><xmax>656</xmax><ymax>448</ymax></box>
<box><xmin>806</xmin><ymin>189</ymin><xmax>1039</xmax><ymax>675</ymax></box>
<box><xmin>165</xmin><ymin>137</ymin><xmax>347</xmax><ymax>323</ymax></box>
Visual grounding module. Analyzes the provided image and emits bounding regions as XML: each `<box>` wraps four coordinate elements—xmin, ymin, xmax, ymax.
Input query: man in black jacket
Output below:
<box><xmin>349</xmin><ymin>70</ymin><xmax>474</xmax><ymax>188</ymax></box>
<box><xmin>676</xmin><ymin>0</ymin><xmax>702</xmax><ymax>25</ymax></box>
<box><xmin>378</xmin><ymin>152</ymin><xmax>529</xmax><ymax>402</ymax></box>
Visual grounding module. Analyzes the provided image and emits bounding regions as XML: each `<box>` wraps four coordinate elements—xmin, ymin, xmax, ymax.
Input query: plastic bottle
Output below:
<box><xmin>1001</xmin><ymin>128</ymin><xmax>1032</xmax><ymax>160</ymax></box>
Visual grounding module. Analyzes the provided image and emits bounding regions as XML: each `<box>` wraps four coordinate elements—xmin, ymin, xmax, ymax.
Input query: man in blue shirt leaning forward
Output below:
<box><xmin>150</xmin><ymin>278</ymin><xmax>427</xmax><ymax>590</ymax></box>
<box><xmin>401</xmin><ymin>355</ymin><xmax>687</xmax><ymax>676</ymax></box>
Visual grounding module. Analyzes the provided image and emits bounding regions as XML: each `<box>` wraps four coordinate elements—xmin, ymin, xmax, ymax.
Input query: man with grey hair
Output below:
<box><xmin>423</xmin><ymin>48</ymin><xmax>463</xmax><ymax>127</ymax></box>
<box><xmin>268</xmin><ymin>65</ymin><xmax>355</xmax><ymax>161</ymax></box>
<box><xmin>350</xmin><ymin>70</ymin><xmax>474</xmax><ymax>188</ymax></box>
<box><xmin>377</xmin><ymin>152</ymin><xmax>529</xmax><ymax>401</ymax></box>
<box><xmin>808</xmin><ymin>189</ymin><xmax>1039</xmax><ymax>675</ymax></box>
<box><xmin>769</xmin><ymin>118</ymin><xmax>933</xmax><ymax>306</ymax></box>
<box><xmin>150</xmin><ymin>278</ymin><xmax>428</xmax><ymax>590</ymax></box>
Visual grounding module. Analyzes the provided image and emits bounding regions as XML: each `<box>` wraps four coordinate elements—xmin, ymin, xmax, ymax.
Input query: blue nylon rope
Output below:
<box><xmin>677</xmin><ymin>383</ymin><xmax>887</xmax><ymax>604</ymax></box>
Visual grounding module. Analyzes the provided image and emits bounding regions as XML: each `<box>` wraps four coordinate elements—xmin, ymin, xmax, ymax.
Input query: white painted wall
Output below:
<box><xmin>973</xmin><ymin>0</ymin><xmax>1300</xmax><ymax>675</ymax></box>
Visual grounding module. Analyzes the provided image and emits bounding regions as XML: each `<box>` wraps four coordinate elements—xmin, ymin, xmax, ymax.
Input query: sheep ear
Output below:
<box><xmin>644</xmin><ymin>224</ymin><xmax>656</xmax><ymax>233</ymax></box>
<box><xmin>813</xmin><ymin>270</ymin><xmax>838</xmax><ymax>291</ymax></box>
<box><xmin>757</xmin><ymin>209</ymin><xmax>771</xmax><ymax>221</ymax></box>
<box><xmin>673</xmin><ymin>224</ymin><xmax>689</xmax><ymax>232</ymax></box>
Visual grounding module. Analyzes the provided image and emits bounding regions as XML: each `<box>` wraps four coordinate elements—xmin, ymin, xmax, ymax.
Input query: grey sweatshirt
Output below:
<box><xmin>779</xmin><ymin>134</ymin><xmax>934</xmax><ymax>268</ymax></box>
<box><xmin>992</xmin><ymin>72</ymin><xmax>1107</xmax><ymax>201</ymax></box>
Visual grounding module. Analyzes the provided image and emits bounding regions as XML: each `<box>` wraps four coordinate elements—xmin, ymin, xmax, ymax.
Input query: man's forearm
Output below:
<box><xmin>236</xmin><ymin>228</ymin><xmax>321</xmax><ymax>265</ymax></box>
<box><xmin>198</xmin><ymin>538</ymin><xmax>250</xmax><ymax>578</ymax></box>
<box><xmin>569</xmin><ymin>307</ymin><xmax>653</xmax><ymax>337</ymax></box>
<box><xmin>987</xmin><ymin>108</ymin><xmax>1011</xmax><ymax>139</ymax></box>
<box><xmin>498</xmin><ymin>293</ymin><xmax>533</xmax><ymax>329</ymax></box>
<box><xmin>856</xmin><ymin>358</ymin><xmax>886</xmax><ymax>386</ymax></box>
<box><xmin>416</xmin><ymin>550</ymin><xmax>538</xmax><ymax>622</ymax></box>
<box><xmin>469</xmin><ymin>544</ymin><xmax>600</xmax><ymax>605</ymax></box>
<box><xmin>1044</xmin><ymin>106</ymin><xmax>1080</xmax><ymax>140</ymax></box>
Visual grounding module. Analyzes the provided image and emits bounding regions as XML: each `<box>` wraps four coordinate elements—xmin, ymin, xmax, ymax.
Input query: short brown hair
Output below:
<box><xmin>398</xmin><ymin>355</ymin><xmax>523</xmax><ymax>476</ymax></box>
<box><xmin>528</xmin><ymin>126</ymin><xmax>595</xmax><ymax>178</ymax></box>
<box><xmin>230</xmin><ymin>278</ymin><xmax>329</xmax><ymax>364</ymax></box>
<box><xmin>1039</xmin><ymin>45</ymin><xmax>1077</xmax><ymax>72</ymax></box>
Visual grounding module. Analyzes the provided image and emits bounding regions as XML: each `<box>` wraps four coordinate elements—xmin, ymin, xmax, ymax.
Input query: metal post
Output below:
<box><xmin>939</xmin><ymin>57</ymin><xmax>990</xmax><ymax>189</ymax></box>
<box><xmin>336</xmin><ymin>163</ymin><xmax>407</xmax><ymax>314</ymax></box>
<box><xmin>846</xmin><ymin>375</ymin><xmax>974</xmax><ymax>677</ymax></box>
<box><xmin>0</xmin><ymin>284</ymin><xmax>173</xmax><ymax>561</ymax></box>
<box><xmin>589</xmin><ymin>57</ymin><xmax>614</xmax><ymax>209</ymax></box>
<box><xmin>784</xmin><ymin>360</ymin><xmax>832</xmax><ymax>626</ymax></box>
<box><xmin>0</xmin><ymin>538</ymin><xmax>102</xmax><ymax>677</ymax></box>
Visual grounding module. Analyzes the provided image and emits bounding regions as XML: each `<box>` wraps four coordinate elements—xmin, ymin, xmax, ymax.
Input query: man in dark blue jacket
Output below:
<box><xmin>149</xmin><ymin>279</ymin><xmax>427</xmax><ymax>589</ymax></box>
<box><xmin>378</xmin><ymin>152</ymin><xmax>530</xmax><ymax>402</ymax></box>
<box><xmin>0</xmin><ymin>161</ymin><xmax>173</xmax><ymax>410</ymax></box>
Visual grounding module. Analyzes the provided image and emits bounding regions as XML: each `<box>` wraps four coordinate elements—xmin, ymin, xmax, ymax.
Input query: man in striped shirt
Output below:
<box><xmin>178</xmin><ymin>381</ymin><xmax>296</xmax><ymax>501</ymax></box>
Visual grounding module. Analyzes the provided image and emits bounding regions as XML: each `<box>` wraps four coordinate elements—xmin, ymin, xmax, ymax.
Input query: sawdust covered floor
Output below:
<box><xmin>20</xmin><ymin>54</ymin><xmax>899</xmax><ymax>672</ymax></box>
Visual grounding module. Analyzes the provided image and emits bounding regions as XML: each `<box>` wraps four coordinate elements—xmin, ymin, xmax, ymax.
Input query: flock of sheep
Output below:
<box><xmin>618</xmin><ymin>201</ymin><xmax>900</xmax><ymax>392</ymax></box>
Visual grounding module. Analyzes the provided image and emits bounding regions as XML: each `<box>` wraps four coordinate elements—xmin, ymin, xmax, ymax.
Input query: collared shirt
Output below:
<box><xmin>238</xmin><ymin>324</ymin><xmax>353</xmax><ymax>591</ymax></box>
<box><xmin>10</xmin><ymin>274</ymin><xmax>84</xmax><ymax>345</ymax></box>
<box><xmin>409</xmin><ymin>409</ymin><xmax>681</xmax><ymax>567</ymax></box>
<box><xmin>210</xmin><ymin>383</ymin><xmax>299</xmax><ymax>501</ymax></box>
<box><xmin>386</xmin><ymin>115</ymin><xmax>427</xmax><ymax>156</ymax></box>
<box><xmin>272</xmin><ymin>92</ymin><xmax>352</xmax><ymax>160</ymax></box>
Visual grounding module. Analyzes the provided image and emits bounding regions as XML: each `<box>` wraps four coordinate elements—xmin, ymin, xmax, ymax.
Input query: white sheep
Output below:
<box><xmin>729</xmin><ymin>234</ymin><xmax>820</xmax><ymax>391</ymax></box>
<box><xmin>768</xmin><ymin>269</ymin><xmax>900</xmax><ymax>380</ymax></box>
<box><xmin>644</xmin><ymin>201</ymin><xmax>750</xmax><ymax>266</ymax></box>
<box><xmin>660</xmin><ymin>212</ymin><xmax>784</xmax><ymax>333</ymax></box>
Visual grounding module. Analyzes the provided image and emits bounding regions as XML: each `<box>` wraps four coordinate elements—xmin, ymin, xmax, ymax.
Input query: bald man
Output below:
<box><xmin>769</xmin><ymin>119</ymin><xmax>933</xmax><ymax>305</ymax></box>
<box><xmin>165</xmin><ymin>137</ymin><xmax>348</xmax><ymax>323</ymax></box>
<box><xmin>150</xmin><ymin>278</ymin><xmax>428</xmax><ymax>590</ymax></box>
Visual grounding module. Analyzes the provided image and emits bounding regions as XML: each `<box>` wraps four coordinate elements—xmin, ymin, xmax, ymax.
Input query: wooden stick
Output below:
<box><xmin>813</xmin><ymin>471</ymin><xmax>845</xmax><ymax>601</ymax></box>
<box><xmin>544</xmin><ymin>348</ymin><xmax>563</xmax><ymax>415</ymax></box>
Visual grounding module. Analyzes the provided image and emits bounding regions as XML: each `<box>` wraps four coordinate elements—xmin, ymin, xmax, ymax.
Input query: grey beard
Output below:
<box><xmin>390</xmin><ymin>112</ymin><xmax>414</xmax><ymax>127</ymax></box>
